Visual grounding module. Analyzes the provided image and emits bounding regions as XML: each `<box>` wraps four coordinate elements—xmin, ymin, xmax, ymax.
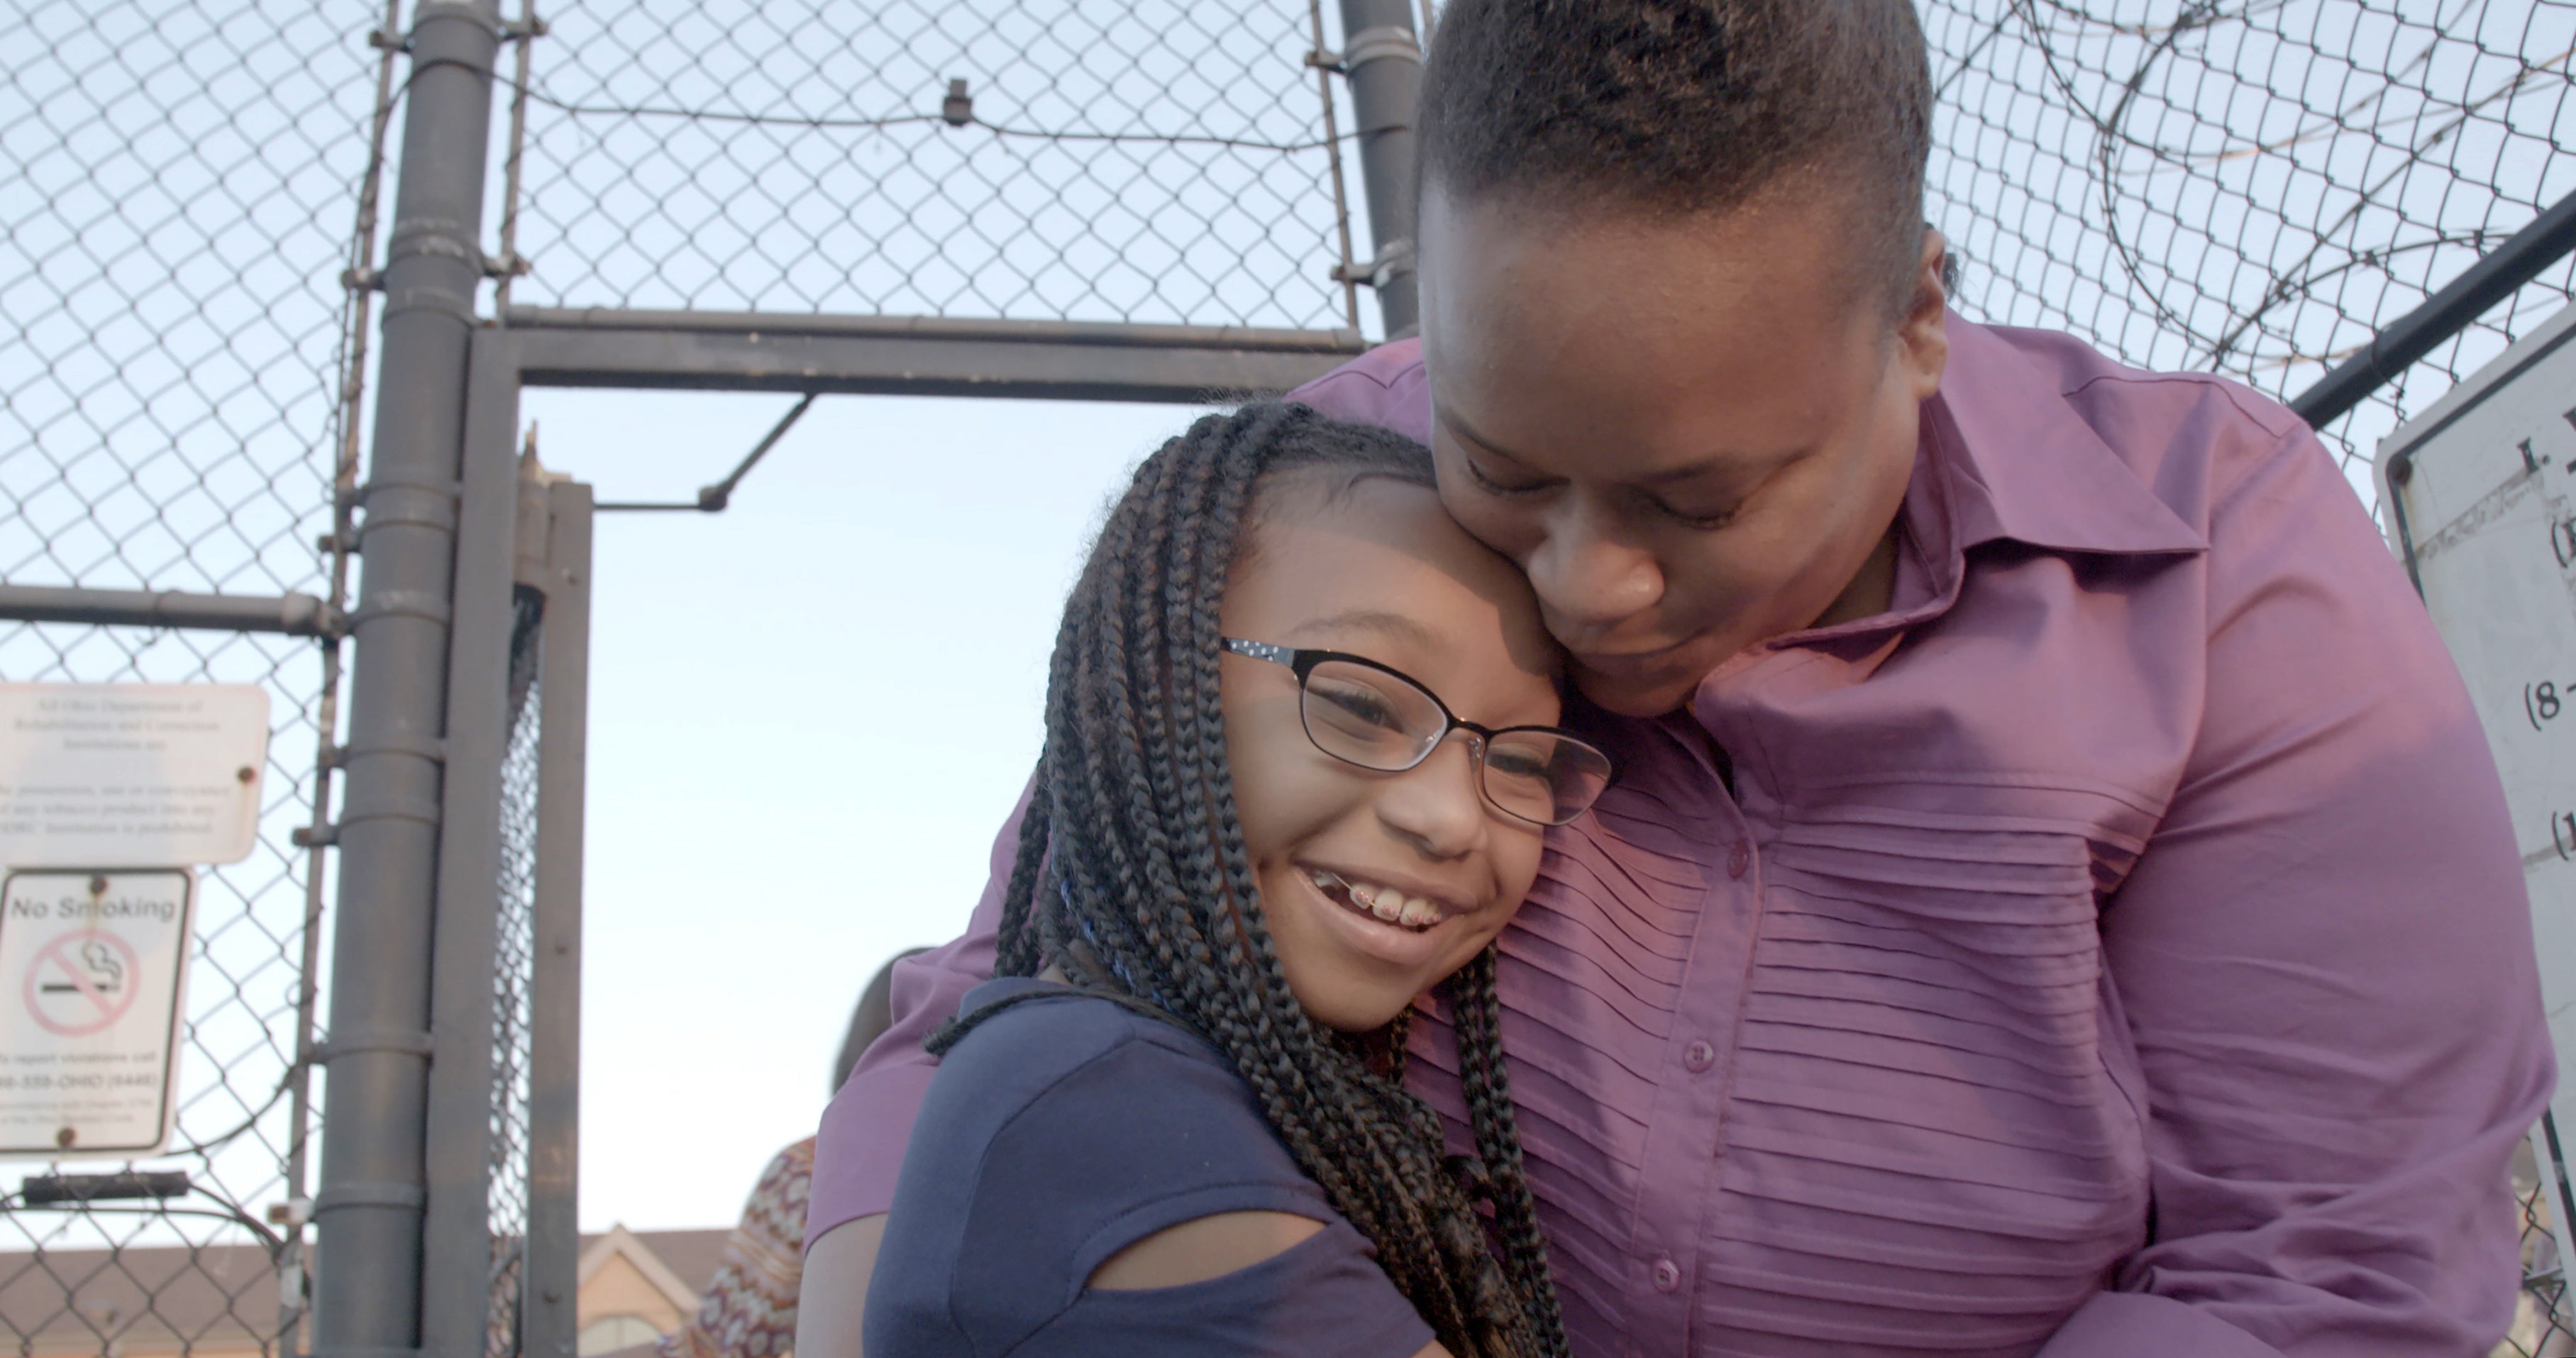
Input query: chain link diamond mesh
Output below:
<box><xmin>0</xmin><ymin>0</ymin><xmax>387</xmax><ymax>1350</ymax></box>
<box><xmin>1923</xmin><ymin>0</ymin><xmax>2576</xmax><ymax>504</ymax></box>
<box><xmin>9</xmin><ymin>0</ymin><xmax>2576</xmax><ymax>1350</ymax></box>
<box><xmin>1916</xmin><ymin>3</ymin><xmax>2576</xmax><ymax>1347</ymax></box>
<box><xmin>506</xmin><ymin>0</ymin><xmax>1361</xmax><ymax>328</ymax></box>
<box><xmin>485</xmin><ymin>600</ymin><xmax>543</xmax><ymax>1358</ymax></box>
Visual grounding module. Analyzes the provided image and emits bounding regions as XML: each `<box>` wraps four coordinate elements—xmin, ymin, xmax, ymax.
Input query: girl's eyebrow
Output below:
<box><xmin>1285</xmin><ymin>609</ymin><xmax>1441</xmax><ymax>650</ymax></box>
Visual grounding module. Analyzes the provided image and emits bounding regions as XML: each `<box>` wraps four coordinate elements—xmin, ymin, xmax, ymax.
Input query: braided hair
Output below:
<box><xmin>933</xmin><ymin>402</ymin><xmax>1569</xmax><ymax>1358</ymax></box>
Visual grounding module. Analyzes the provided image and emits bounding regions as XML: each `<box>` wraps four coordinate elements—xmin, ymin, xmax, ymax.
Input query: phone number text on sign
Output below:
<box><xmin>0</xmin><ymin>871</ymin><xmax>195</xmax><ymax>1158</ymax></box>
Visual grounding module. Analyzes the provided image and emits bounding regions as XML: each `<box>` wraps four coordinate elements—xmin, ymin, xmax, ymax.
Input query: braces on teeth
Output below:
<box><xmin>1309</xmin><ymin>868</ymin><xmax>1444</xmax><ymax>932</ymax></box>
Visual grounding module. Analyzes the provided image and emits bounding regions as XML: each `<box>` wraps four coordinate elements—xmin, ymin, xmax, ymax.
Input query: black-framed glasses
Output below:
<box><xmin>1223</xmin><ymin>638</ymin><xmax>1616</xmax><ymax>827</ymax></box>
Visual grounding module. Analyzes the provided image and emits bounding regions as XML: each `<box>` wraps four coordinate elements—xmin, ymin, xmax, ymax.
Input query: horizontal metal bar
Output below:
<box><xmin>506</xmin><ymin>316</ymin><xmax>1365</xmax><ymax>404</ymax></box>
<box><xmin>19</xmin><ymin>1171</ymin><xmax>190</xmax><ymax>1206</ymax></box>
<box><xmin>2291</xmin><ymin>184</ymin><xmax>2576</xmax><ymax>430</ymax></box>
<box><xmin>504</xmin><ymin>306</ymin><xmax>1364</xmax><ymax>353</ymax></box>
<box><xmin>0</xmin><ymin>583</ymin><xmax>333</xmax><ymax>636</ymax></box>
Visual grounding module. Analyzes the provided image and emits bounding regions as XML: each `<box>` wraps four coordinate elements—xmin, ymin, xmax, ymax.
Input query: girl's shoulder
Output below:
<box><xmin>877</xmin><ymin>979</ymin><xmax>1373</xmax><ymax>1354</ymax></box>
<box><xmin>917</xmin><ymin>978</ymin><xmax>1316</xmax><ymax>1198</ymax></box>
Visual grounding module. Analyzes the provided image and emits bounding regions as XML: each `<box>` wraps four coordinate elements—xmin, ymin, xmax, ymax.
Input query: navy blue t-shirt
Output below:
<box><xmin>865</xmin><ymin>978</ymin><xmax>1435</xmax><ymax>1358</ymax></box>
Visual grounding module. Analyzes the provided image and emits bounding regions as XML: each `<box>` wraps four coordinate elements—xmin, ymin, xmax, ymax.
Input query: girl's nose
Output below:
<box><xmin>1376</xmin><ymin>731</ymin><xmax>1486</xmax><ymax>858</ymax></box>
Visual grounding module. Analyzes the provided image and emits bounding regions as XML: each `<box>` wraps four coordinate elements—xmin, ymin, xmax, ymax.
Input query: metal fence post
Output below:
<box><xmin>1336</xmin><ymin>0</ymin><xmax>1423</xmax><ymax>338</ymax></box>
<box><xmin>418</xmin><ymin>329</ymin><xmax>527</xmax><ymax>1355</ymax></box>
<box><xmin>312</xmin><ymin>3</ymin><xmax>502</xmax><ymax>1354</ymax></box>
<box><xmin>522</xmin><ymin>473</ymin><xmax>593</xmax><ymax>1358</ymax></box>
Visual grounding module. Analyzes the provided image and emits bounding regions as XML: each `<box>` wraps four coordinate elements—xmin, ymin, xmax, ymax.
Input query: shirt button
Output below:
<box><xmin>1683</xmin><ymin>1039</ymin><xmax>1715</xmax><ymax>1073</ymax></box>
<box><xmin>1727</xmin><ymin>841</ymin><xmax>1751</xmax><ymax>879</ymax></box>
<box><xmin>1652</xmin><ymin>1256</ymin><xmax>1683</xmax><ymax>1293</ymax></box>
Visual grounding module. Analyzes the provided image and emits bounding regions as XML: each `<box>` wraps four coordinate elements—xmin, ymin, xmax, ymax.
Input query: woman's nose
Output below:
<box><xmin>1376</xmin><ymin>733</ymin><xmax>1488</xmax><ymax>858</ymax></box>
<box><xmin>1525</xmin><ymin>512</ymin><xmax>1664</xmax><ymax>633</ymax></box>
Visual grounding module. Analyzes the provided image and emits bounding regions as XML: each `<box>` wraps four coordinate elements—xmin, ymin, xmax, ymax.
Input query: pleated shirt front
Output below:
<box><xmin>813</xmin><ymin>317</ymin><xmax>2552</xmax><ymax>1357</ymax></box>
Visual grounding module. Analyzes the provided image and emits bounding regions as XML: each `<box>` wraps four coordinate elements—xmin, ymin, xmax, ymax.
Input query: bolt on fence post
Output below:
<box><xmin>311</xmin><ymin>2</ymin><xmax>502</xmax><ymax>1355</ymax></box>
<box><xmin>1337</xmin><ymin>0</ymin><xmax>1423</xmax><ymax>338</ymax></box>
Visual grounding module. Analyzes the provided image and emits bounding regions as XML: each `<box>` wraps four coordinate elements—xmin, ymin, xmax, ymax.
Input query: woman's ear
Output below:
<box><xmin>1898</xmin><ymin>228</ymin><xmax>1951</xmax><ymax>404</ymax></box>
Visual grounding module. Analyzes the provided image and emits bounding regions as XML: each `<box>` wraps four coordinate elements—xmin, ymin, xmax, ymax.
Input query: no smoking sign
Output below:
<box><xmin>0</xmin><ymin>871</ymin><xmax>194</xmax><ymax>1157</ymax></box>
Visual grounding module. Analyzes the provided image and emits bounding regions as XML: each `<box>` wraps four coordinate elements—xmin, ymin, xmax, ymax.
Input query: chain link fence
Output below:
<box><xmin>1917</xmin><ymin>3</ymin><xmax>2576</xmax><ymax>1352</ymax></box>
<box><xmin>0</xmin><ymin>0</ymin><xmax>392</xmax><ymax>1350</ymax></box>
<box><xmin>6</xmin><ymin>0</ymin><xmax>2576</xmax><ymax>1353</ymax></box>
<box><xmin>1923</xmin><ymin>0</ymin><xmax>2576</xmax><ymax>503</ymax></box>
<box><xmin>505</xmin><ymin>0</ymin><xmax>1366</xmax><ymax>329</ymax></box>
<box><xmin>484</xmin><ymin>602</ymin><xmax>543</xmax><ymax>1358</ymax></box>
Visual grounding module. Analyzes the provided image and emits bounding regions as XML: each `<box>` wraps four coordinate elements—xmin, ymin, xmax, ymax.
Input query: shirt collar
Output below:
<box><xmin>1928</xmin><ymin>314</ymin><xmax>2209</xmax><ymax>559</ymax></box>
<box><xmin>1757</xmin><ymin>314</ymin><xmax>2208</xmax><ymax>653</ymax></box>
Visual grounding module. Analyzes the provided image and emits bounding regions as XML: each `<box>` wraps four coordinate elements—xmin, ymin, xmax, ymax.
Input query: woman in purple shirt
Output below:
<box><xmin>803</xmin><ymin>2</ymin><xmax>2553</xmax><ymax>1355</ymax></box>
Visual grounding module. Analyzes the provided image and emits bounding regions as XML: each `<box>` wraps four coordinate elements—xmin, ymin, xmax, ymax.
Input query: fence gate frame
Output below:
<box><xmin>304</xmin><ymin>1</ymin><xmax>1429</xmax><ymax>1354</ymax></box>
<box><xmin>18</xmin><ymin>0</ymin><xmax>2576</xmax><ymax>1354</ymax></box>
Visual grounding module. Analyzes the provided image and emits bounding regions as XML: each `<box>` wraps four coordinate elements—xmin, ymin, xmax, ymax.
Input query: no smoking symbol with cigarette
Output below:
<box><xmin>23</xmin><ymin>931</ymin><xmax>141</xmax><ymax>1037</ymax></box>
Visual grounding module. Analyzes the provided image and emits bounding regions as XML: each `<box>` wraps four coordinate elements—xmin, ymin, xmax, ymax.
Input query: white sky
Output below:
<box><xmin>517</xmin><ymin>385</ymin><xmax>1215</xmax><ymax>1232</ymax></box>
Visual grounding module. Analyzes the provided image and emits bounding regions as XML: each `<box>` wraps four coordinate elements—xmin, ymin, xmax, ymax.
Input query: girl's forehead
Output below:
<box><xmin>1231</xmin><ymin>479</ymin><xmax>1561</xmax><ymax>689</ymax></box>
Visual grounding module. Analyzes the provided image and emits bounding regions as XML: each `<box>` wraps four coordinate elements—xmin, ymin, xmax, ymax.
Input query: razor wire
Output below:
<box><xmin>7</xmin><ymin>0</ymin><xmax>2576</xmax><ymax>1352</ymax></box>
<box><xmin>1923</xmin><ymin>0</ymin><xmax>2576</xmax><ymax>506</ymax></box>
<box><xmin>1918</xmin><ymin>3</ymin><xmax>2576</xmax><ymax>1350</ymax></box>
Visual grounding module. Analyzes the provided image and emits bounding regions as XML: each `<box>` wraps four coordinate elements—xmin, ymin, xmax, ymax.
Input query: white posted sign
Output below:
<box><xmin>2377</xmin><ymin>297</ymin><xmax>2576</xmax><ymax>1269</ymax></box>
<box><xmin>0</xmin><ymin>683</ymin><xmax>269</xmax><ymax>867</ymax></box>
<box><xmin>0</xmin><ymin>870</ymin><xmax>196</xmax><ymax>1158</ymax></box>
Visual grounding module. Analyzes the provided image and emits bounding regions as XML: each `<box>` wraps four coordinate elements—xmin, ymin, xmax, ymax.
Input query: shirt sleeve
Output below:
<box><xmin>803</xmin><ymin>788</ymin><xmax>1025</xmax><ymax>1247</ymax></box>
<box><xmin>944</xmin><ymin>1017</ymin><xmax>1434</xmax><ymax>1358</ymax></box>
<box><xmin>1027</xmin><ymin>1221</ymin><xmax>1435</xmax><ymax>1358</ymax></box>
<box><xmin>1283</xmin><ymin>338</ymin><xmax>1432</xmax><ymax>444</ymax></box>
<box><xmin>2043</xmin><ymin>419</ymin><xmax>2555</xmax><ymax>1355</ymax></box>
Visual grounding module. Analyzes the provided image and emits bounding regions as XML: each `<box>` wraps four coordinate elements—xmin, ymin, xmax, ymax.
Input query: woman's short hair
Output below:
<box><xmin>1418</xmin><ymin>0</ymin><xmax>1935</xmax><ymax>312</ymax></box>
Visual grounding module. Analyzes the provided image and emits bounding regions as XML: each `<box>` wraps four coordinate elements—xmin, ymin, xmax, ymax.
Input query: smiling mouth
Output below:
<box><xmin>1306</xmin><ymin>868</ymin><xmax>1447</xmax><ymax>933</ymax></box>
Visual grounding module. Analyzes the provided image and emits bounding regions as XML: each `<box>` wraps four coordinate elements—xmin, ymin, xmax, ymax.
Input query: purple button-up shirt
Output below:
<box><xmin>811</xmin><ymin>316</ymin><xmax>2552</xmax><ymax>1356</ymax></box>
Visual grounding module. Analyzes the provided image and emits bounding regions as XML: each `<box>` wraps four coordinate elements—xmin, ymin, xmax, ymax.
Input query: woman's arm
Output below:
<box><xmin>805</xmin><ymin>793</ymin><xmax>1027</xmax><ymax>1249</ymax></box>
<box><xmin>2040</xmin><ymin>422</ymin><xmax>2551</xmax><ymax>1355</ymax></box>
<box><xmin>792</xmin><ymin>1212</ymin><xmax>885</xmax><ymax>1358</ymax></box>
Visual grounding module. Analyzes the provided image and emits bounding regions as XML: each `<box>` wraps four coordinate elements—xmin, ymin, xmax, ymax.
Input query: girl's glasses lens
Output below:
<box><xmin>1483</xmin><ymin>734</ymin><xmax>1614</xmax><ymax>826</ymax></box>
<box><xmin>1300</xmin><ymin>661</ymin><xmax>1447</xmax><ymax>768</ymax></box>
<box><xmin>1296</xmin><ymin>660</ymin><xmax>1614</xmax><ymax>827</ymax></box>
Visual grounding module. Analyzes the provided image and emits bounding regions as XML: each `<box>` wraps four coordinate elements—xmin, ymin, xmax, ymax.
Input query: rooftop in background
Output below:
<box><xmin>0</xmin><ymin>1225</ymin><xmax>728</xmax><ymax>1358</ymax></box>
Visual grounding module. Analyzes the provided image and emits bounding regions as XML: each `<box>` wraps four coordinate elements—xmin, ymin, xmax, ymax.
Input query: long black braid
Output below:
<box><xmin>936</xmin><ymin>402</ymin><xmax>1569</xmax><ymax>1358</ymax></box>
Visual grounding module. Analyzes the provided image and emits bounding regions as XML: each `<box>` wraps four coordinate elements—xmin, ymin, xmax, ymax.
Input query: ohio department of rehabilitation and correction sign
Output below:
<box><xmin>0</xmin><ymin>871</ymin><xmax>196</xmax><ymax>1157</ymax></box>
<box><xmin>0</xmin><ymin>683</ymin><xmax>269</xmax><ymax>868</ymax></box>
<box><xmin>0</xmin><ymin>682</ymin><xmax>267</xmax><ymax>1159</ymax></box>
<box><xmin>2377</xmin><ymin>295</ymin><xmax>2576</xmax><ymax>1278</ymax></box>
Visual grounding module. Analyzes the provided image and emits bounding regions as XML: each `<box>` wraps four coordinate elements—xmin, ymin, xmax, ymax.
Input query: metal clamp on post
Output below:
<box><xmin>361</xmin><ymin>469</ymin><xmax>464</xmax><ymax>503</ymax></box>
<box><xmin>1332</xmin><ymin>238</ymin><xmax>1414</xmax><ymax>294</ymax></box>
<box><xmin>312</xmin><ymin>1181</ymin><xmax>428</xmax><ymax>1216</ymax></box>
<box><xmin>324</xmin><ymin>733</ymin><xmax>451</xmax><ymax>769</ymax></box>
<box><xmin>345</xmin><ymin>590</ymin><xmax>456</xmax><ymax>629</ymax></box>
<box><xmin>384</xmin><ymin>218</ymin><xmax>485</xmax><ymax>274</ymax></box>
<box><xmin>357</xmin><ymin>480</ymin><xmax>462</xmax><ymax>543</ymax></box>
<box><xmin>409</xmin><ymin>0</ymin><xmax>505</xmax><ymax>43</ymax></box>
<box><xmin>1342</xmin><ymin>24</ymin><xmax>1421</xmax><ymax>72</ymax></box>
<box><xmin>335</xmin><ymin>792</ymin><xmax>445</xmax><ymax>831</ymax></box>
<box><xmin>312</xmin><ymin>1028</ymin><xmax>436</xmax><ymax>1065</ymax></box>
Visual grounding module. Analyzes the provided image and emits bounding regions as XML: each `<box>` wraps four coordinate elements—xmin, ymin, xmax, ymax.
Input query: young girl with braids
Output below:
<box><xmin>861</xmin><ymin>402</ymin><xmax>1612</xmax><ymax>1358</ymax></box>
